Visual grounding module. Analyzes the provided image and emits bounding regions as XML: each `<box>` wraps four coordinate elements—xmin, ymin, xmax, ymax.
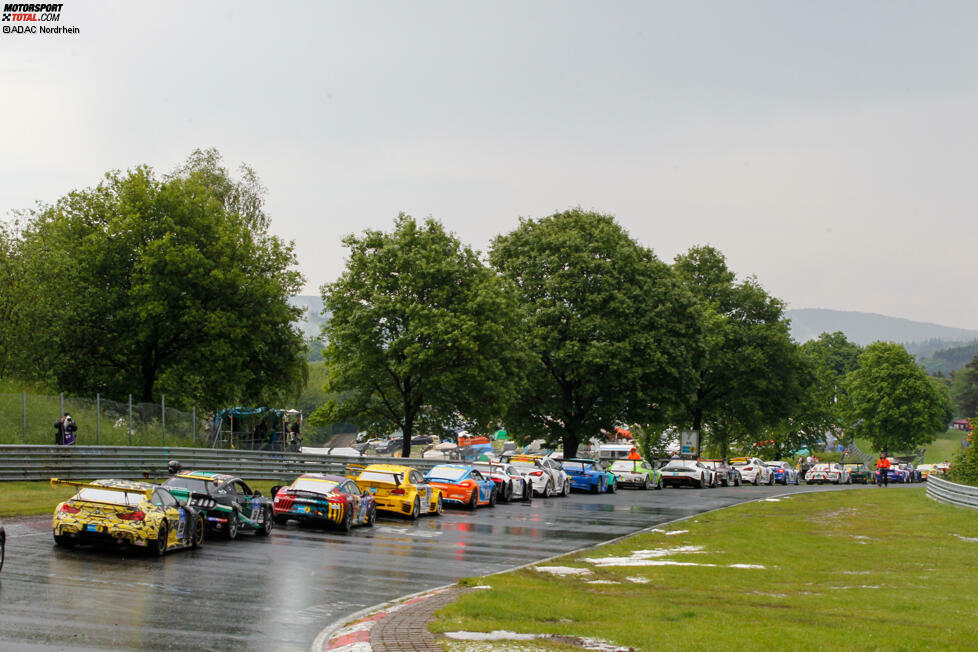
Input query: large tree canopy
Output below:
<box><xmin>316</xmin><ymin>214</ymin><xmax>523</xmax><ymax>458</ymax></box>
<box><xmin>671</xmin><ymin>246</ymin><xmax>803</xmax><ymax>456</ymax></box>
<box><xmin>844</xmin><ymin>341</ymin><xmax>951</xmax><ymax>454</ymax></box>
<box><xmin>5</xmin><ymin>149</ymin><xmax>307</xmax><ymax>409</ymax></box>
<box><xmin>489</xmin><ymin>208</ymin><xmax>702</xmax><ymax>457</ymax></box>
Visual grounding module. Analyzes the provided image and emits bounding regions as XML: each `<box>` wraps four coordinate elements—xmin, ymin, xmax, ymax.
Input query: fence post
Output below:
<box><xmin>192</xmin><ymin>406</ymin><xmax>196</xmax><ymax>444</ymax></box>
<box><xmin>22</xmin><ymin>391</ymin><xmax>27</xmax><ymax>444</ymax></box>
<box><xmin>96</xmin><ymin>393</ymin><xmax>101</xmax><ymax>445</ymax></box>
<box><xmin>128</xmin><ymin>394</ymin><xmax>133</xmax><ymax>446</ymax></box>
<box><xmin>162</xmin><ymin>394</ymin><xmax>166</xmax><ymax>445</ymax></box>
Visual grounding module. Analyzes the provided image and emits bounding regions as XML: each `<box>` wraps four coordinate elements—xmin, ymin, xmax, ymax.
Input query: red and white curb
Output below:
<box><xmin>315</xmin><ymin>586</ymin><xmax>454</xmax><ymax>652</ymax></box>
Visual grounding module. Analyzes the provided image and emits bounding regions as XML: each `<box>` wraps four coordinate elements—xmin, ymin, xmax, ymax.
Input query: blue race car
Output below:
<box><xmin>424</xmin><ymin>464</ymin><xmax>496</xmax><ymax>509</ymax></box>
<box><xmin>561</xmin><ymin>459</ymin><xmax>611</xmax><ymax>494</ymax></box>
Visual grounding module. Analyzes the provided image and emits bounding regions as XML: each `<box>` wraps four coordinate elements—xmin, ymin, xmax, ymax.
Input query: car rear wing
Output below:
<box><xmin>345</xmin><ymin>463</ymin><xmax>366</xmax><ymax>479</ymax></box>
<box><xmin>50</xmin><ymin>478</ymin><xmax>154</xmax><ymax>499</ymax></box>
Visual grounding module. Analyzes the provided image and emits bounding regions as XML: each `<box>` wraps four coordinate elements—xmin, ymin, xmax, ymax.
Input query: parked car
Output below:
<box><xmin>375</xmin><ymin>438</ymin><xmax>403</xmax><ymax>455</ymax></box>
<box><xmin>608</xmin><ymin>458</ymin><xmax>662</xmax><ymax>489</ymax></box>
<box><xmin>730</xmin><ymin>457</ymin><xmax>773</xmax><ymax>485</ymax></box>
<box><xmin>349</xmin><ymin>463</ymin><xmax>443</xmax><ymax>519</ymax></box>
<box><xmin>424</xmin><ymin>464</ymin><xmax>496</xmax><ymax>509</ymax></box>
<box><xmin>410</xmin><ymin>435</ymin><xmax>434</xmax><ymax>445</ymax></box>
<box><xmin>50</xmin><ymin>478</ymin><xmax>209</xmax><ymax>555</ymax></box>
<box><xmin>660</xmin><ymin>460</ymin><xmax>715</xmax><ymax>489</ymax></box>
<box><xmin>699</xmin><ymin>459</ymin><xmax>742</xmax><ymax>487</ymax></box>
<box><xmin>767</xmin><ymin>461</ymin><xmax>799</xmax><ymax>485</ymax></box>
<box><xmin>270</xmin><ymin>474</ymin><xmax>377</xmax><ymax>531</ymax></box>
<box><xmin>471</xmin><ymin>462</ymin><xmax>533</xmax><ymax>502</ymax></box>
<box><xmin>844</xmin><ymin>462</ymin><xmax>874</xmax><ymax>484</ymax></box>
<box><xmin>805</xmin><ymin>463</ymin><xmax>851</xmax><ymax>485</ymax></box>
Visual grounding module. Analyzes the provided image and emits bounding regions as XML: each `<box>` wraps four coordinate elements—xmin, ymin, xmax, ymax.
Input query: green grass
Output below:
<box><xmin>432</xmin><ymin>489</ymin><xmax>978</xmax><ymax>651</ymax></box>
<box><xmin>853</xmin><ymin>431</ymin><xmax>966</xmax><ymax>465</ymax></box>
<box><xmin>0</xmin><ymin>479</ymin><xmax>284</xmax><ymax>518</ymax></box>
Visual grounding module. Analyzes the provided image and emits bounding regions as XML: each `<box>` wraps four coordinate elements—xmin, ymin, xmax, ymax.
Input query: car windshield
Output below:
<box><xmin>163</xmin><ymin>477</ymin><xmax>210</xmax><ymax>493</ymax></box>
<box><xmin>358</xmin><ymin>471</ymin><xmax>401</xmax><ymax>485</ymax></box>
<box><xmin>730</xmin><ymin>460</ymin><xmax>750</xmax><ymax>466</ymax></box>
<box><xmin>510</xmin><ymin>460</ymin><xmax>537</xmax><ymax>470</ymax></box>
<box><xmin>427</xmin><ymin>466</ymin><xmax>468</xmax><ymax>482</ymax></box>
<box><xmin>290</xmin><ymin>478</ymin><xmax>337</xmax><ymax>494</ymax></box>
<box><xmin>75</xmin><ymin>487</ymin><xmax>144</xmax><ymax>506</ymax></box>
<box><xmin>610</xmin><ymin>461</ymin><xmax>637</xmax><ymax>472</ymax></box>
<box><xmin>662</xmin><ymin>462</ymin><xmax>693</xmax><ymax>471</ymax></box>
<box><xmin>471</xmin><ymin>464</ymin><xmax>495</xmax><ymax>474</ymax></box>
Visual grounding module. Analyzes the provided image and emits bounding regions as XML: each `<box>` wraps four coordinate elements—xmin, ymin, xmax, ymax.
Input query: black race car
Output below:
<box><xmin>162</xmin><ymin>471</ymin><xmax>273</xmax><ymax>539</ymax></box>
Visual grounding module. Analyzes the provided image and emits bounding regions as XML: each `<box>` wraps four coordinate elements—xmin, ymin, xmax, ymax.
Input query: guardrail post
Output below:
<box><xmin>96</xmin><ymin>393</ymin><xmax>101</xmax><ymax>444</ymax></box>
<box><xmin>22</xmin><ymin>391</ymin><xmax>27</xmax><ymax>444</ymax></box>
<box><xmin>162</xmin><ymin>394</ymin><xmax>166</xmax><ymax>445</ymax></box>
<box><xmin>128</xmin><ymin>394</ymin><xmax>133</xmax><ymax>446</ymax></box>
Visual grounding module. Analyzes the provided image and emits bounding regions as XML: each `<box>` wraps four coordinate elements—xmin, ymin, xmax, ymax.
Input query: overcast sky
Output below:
<box><xmin>2</xmin><ymin>1</ymin><xmax>976</xmax><ymax>327</ymax></box>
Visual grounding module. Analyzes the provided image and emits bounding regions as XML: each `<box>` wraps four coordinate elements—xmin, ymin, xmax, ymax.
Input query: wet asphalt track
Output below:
<box><xmin>0</xmin><ymin>481</ymin><xmax>882</xmax><ymax>651</ymax></box>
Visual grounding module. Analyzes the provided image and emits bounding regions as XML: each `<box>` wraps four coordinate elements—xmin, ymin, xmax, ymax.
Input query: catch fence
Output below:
<box><xmin>926</xmin><ymin>475</ymin><xmax>978</xmax><ymax>511</ymax></box>
<box><xmin>0</xmin><ymin>445</ymin><xmax>440</xmax><ymax>481</ymax></box>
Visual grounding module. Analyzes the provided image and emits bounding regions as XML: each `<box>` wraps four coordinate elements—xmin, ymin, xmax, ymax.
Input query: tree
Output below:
<box><xmin>7</xmin><ymin>149</ymin><xmax>307</xmax><ymax>409</ymax></box>
<box><xmin>950</xmin><ymin>356</ymin><xmax>978</xmax><ymax>419</ymax></box>
<box><xmin>489</xmin><ymin>208</ymin><xmax>702</xmax><ymax>458</ymax></box>
<box><xmin>801</xmin><ymin>331</ymin><xmax>862</xmax><ymax>378</ymax></box>
<box><xmin>671</xmin><ymin>246</ymin><xmax>803</xmax><ymax>457</ymax></box>
<box><xmin>844</xmin><ymin>342</ymin><xmax>952</xmax><ymax>454</ymax></box>
<box><xmin>316</xmin><ymin>214</ymin><xmax>523</xmax><ymax>458</ymax></box>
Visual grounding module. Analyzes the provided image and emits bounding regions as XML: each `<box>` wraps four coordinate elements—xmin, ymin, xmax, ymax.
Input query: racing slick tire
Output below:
<box><xmin>735</xmin><ymin>474</ymin><xmax>742</xmax><ymax>486</ymax></box>
<box><xmin>191</xmin><ymin>513</ymin><xmax>205</xmax><ymax>548</ymax></box>
<box><xmin>488</xmin><ymin>487</ymin><xmax>497</xmax><ymax>508</ymax></box>
<box><xmin>591</xmin><ymin>480</ymin><xmax>601</xmax><ymax>494</ymax></box>
<box><xmin>224</xmin><ymin>511</ymin><xmax>240</xmax><ymax>540</ymax></box>
<box><xmin>608</xmin><ymin>479</ymin><xmax>617</xmax><ymax>494</ymax></box>
<box><xmin>768</xmin><ymin>474</ymin><xmax>775</xmax><ymax>486</ymax></box>
<box><xmin>563</xmin><ymin>480</ymin><xmax>571</xmax><ymax>496</ymax></box>
<box><xmin>340</xmin><ymin>504</ymin><xmax>353</xmax><ymax>533</ymax></box>
<box><xmin>467</xmin><ymin>490</ymin><xmax>478</xmax><ymax>511</ymax></box>
<box><xmin>411</xmin><ymin>497</ymin><xmax>422</xmax><ymax>520</ymax></box>
<box><xmin>643</xmin><ymin>477</ymin><xmax>651</xmax><ymax>490</ymax></box>
<box><xmin>502</xmin><ymin>481</ymin><xmax>512</xmax><ymax>503</ymax></box>
<box><xmin>257</xmin><ymin>507</ymin><xmax>274</xmax><ymax>537</ymax></box>
<box><xmin>542</xmin><ymin>480</ymin><xmax>552</xmax><ymax>498</ymax></box>
<box><xmin>656</xmin><ymin>476</ymin><xmax>663</xmax><ymax>490</ymax></box>
<box><xmin>522</xmin><ymin>482</ymin><xmax>533</xmax><ymax>502</ymax></box>
<box><xmin>696</xmin><ymin>476</ymin><xmax>704</xmax><ymax>489</ymax></box>
<box><xmin>53</xmin><ymin>534</ymin><xmax>75</xmax><ymax>548</ymax></box>
<box><xmin>434</xmin><ymin>494</ymin><xmax>444</xmax><ymax>515</ymax></box>
<box><xmin>710</xmin><ymin>475</ymin><xmax>718</xmax><ymax>488</ymax></box>
<box><xmin>752</xmin><ymin>475</ymin><xmax>759</xmax><ymax>486</ymax></box>
<box><xmin>366</xmin><ymin>505</ymin><xmax>377</xmax><ymax>527</ymax></box>
<box><xmin>149</xmin><ymin>523</ymin><xmax>168</xmax><ymax>557</ymax></box>
<box><xmin>846</xmin><ymin>476</ymin><xmax>852</xmax><ymax>485</ymax></box>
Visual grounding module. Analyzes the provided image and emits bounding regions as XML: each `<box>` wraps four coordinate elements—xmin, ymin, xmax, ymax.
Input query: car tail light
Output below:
<box><xmin>744</xmin><ymin>466</ymin><xmax>753</xmax><ymax>471</ymax></box>
<box><xmin>60</xmin><ymin>504</ymin><xmax>80</xmax><ymax>514</ymax></box>
<box><xmin>118</xmin><ymin>510</ymin><xmax>145</xmax><ymax>521</ymax></box>
<box><xmin>530</xmin><ymin>471</ymin><xmax>543</xmax><ymax>476</ymax></box>
<box><xmin>390</xmin><ymin>488</ymin><xmax>406</xmax><ymax>495</ymax></box>
<box><xmin>328</xmin><ymin>495</ymin><xmax>345</xmax><ymax>504</ymax></box>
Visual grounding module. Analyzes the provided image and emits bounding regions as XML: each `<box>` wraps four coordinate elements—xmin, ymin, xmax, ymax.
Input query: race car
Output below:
<box><xmin>471</xmin><ymin>462</ymin><xmax>533</xmax><ymax>502</ymax></box>
<box><xmin>162</xmin><ymin>471</ymin><xmax>273</xmax><ymax>539</ymax></box>
<box><xmin>271</xmin><ymin>474</ymin><xmax>377</xmax><ymax>532</ymax></box>
<box><xmin>886</xmin><ymin>463</ymin><xmax>916</xmax><ymax>484</ymax></box>
<box><xmin>767</xmin><ymin>461</ymin><xmax>800</xmax><ymax>485</ymax></box>
<box><xmin>805</xmin><ymin>463</ymin><xmax>851</xmax><ymax>484</ymax></box>
<box><xmin>424</xmin><ymin>464</ymin><xmax>496</xmax><ymax>509</ymax></box>
<box><xmin>563</xmin><ymin>458</ymin><xmax>618</xmax><ymax>493</ymax></box>
<box><xmin>660</xmin><ymin>460</ymin><xmax>715</xmax><ymax>488</ymax></box>
<box><xmin>730</xmin><ymin>457</ymin><xmax>773</xmax><ymax>486</ymax></box>
<box><xmin>561</xmin><ymin>459</ymin><xmax>613</xmax><ymax>493</ymax></box>
<box><xmin>844</xmin><ymin>463</ymin><xmax>874</xmax><ymax>484</ymax></box>
<box><xmin>503</xmin><ymin>455</ymin><xmax>570</xmax><ymax>497</ymax></box>
<box><xmin>698</xmin><ymin>459</ymin><xmax>741</xmax><ymax>487</ymax></box>
<box><xmin>349</xmin><ymin>463</ymin><xmax>443</xmax><ymax>519</ymax></box>
<box><xmin>50</xmin><ymin>478</ymin><xmax>210</xmax><ymax>555</ymax></box>
<box><xmin>608</xmin><ymin>458</ymin><xmax>662</xmax><ymax>489</ymax></box>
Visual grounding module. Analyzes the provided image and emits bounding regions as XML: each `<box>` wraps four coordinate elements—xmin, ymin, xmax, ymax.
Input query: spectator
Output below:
<box><xmin>289</xmin><ymin>418</ymin><xmax>302</xmax><ymax>452</ymax></box>
<box><xmin>54</xmin><ymin>413</ymin><xmax>77</xmax><ymax>446</ymax></box>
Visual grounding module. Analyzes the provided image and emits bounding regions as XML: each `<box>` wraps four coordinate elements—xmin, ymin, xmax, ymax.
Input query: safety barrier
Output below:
<box><xmin>0</xmin><ymin>445</ymin><xmax>441</xmax><ymax>481</ymax></box>
<box><xmin>926</xmin><ymin>475</ymin><xmax>978</xmax><ymax>511</ymax></box>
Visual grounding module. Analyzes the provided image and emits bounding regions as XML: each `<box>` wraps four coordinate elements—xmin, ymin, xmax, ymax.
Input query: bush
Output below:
<box><xmin>948</xmin><ymin>419</ymin><xmax>978</xmax><ymax>486</ymax></box>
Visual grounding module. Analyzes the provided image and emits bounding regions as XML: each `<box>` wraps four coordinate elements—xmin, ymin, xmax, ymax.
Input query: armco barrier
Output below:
<box><xmin>926</xmin><ymin>475</ymin><xmax>978</xmax><ymax>511</ymax></box>
<box><xmin>0</xmin><ymin>445</ymin><xmax>441</xmax><ymax>481</ymax></box>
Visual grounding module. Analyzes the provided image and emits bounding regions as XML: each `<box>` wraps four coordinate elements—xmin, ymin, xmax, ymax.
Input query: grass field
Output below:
<box><xmin>431</xmin><ymin>488</ymin><xmax>978</xmax><ymax>651</ymax></box>
<box><xmin>853</xmin><ymin>430</ymin><xmax>967</xmax><ymax>465</ymax></box>
<box><xmin>0</xmin><ymin>479</ymin><xmax>283</xmax><ymax>518</ymax></box>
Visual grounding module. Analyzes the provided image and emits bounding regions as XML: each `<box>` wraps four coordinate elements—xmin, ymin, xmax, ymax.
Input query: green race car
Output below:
<box><xmin>843</xmin><ymin>463</ymin><xmax>873</xmax><ymax>484</ymax></box>
<box><xmin>608</xmin><ymin>458</ymin><xmax>663</xmax><ymax>490</ymax></box>
<box><xmin>162</xmin><ymin>471</ymin><xmax>274</xmax><ymax>539</ymax></box>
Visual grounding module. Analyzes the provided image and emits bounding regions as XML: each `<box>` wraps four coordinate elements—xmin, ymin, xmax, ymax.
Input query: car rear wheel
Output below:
<box><xmin>257</xmin><ymin>507</ymin><xmax>273</xmax><ymax>536</ymax></box>
<box><xmin>366</xmin><ymin>505</ymin><xmax>377</xmax><ymax>527</ymax></box>
<box><xmin>656</xmin><ymin>476</ymin><xmax>663</xmax><ymax>490</ymax></box>
<box><xmin>488</xmin><ymin>487</ymin><xmax>497</xmax><ymax>508</ymax></box>
<box><xmin>340</xmin><ymin>504</ymin><xmax>353</xmax><ymax>533</ymax></box>
<box><xmin>608</xmin><ymin>479</ymin><xmax>617</xmax><ymax>494</ymax></box>
<box><xmin>563</xmin><ymin>480</ymin><xmax>571</xmax><ymax>496</ymax></box>
<box><xmin>224</xmin><ymin>512</ymin><xmax>239</xmax><ymax>540</ymax></box>
<box><xmin>752</xmin><ymin>476</ymin><xmax>759</xmax><ymax>486</ymax></box>
<box><xmin>542</xmin><ymin>480</ymin><xmax>552</xmax><ymax>497</ymax></box>
<box><xmin>468</xmin><ymin>490</ymin><xmax>478</xmax><ymax>510</ymax></box>
<box><xmin>411</xmin><ymin>497</ymin><xmax>422</xmax><ymax>520</ymax></box>
<box><xmin>502</xmin><ymin>482</ymin><xmax>512</xmax><ymax>503</ymax></box>
<box><xmin>53</xmin><ymin>534</ymin><xmax>75</xmax><ymax>548</ymax></box>
<box><xmin>149</xmin><ymin>523</ymin><xmax>168</xmax><ymax>557</ymax></box>
<box><xmin>642</xmin><ymin>477</ymin><xmax>651</xmax><ymax>490</ymax></box>
<box><xmin>191</xmin><ymin>514</ymin><xmax>205</xmax><ymax>548</ymax></box>
<box><xmin>522</xmin><ymin>481</ymin><xmax>532</xmax><ymax>502</ymax></box>
<box><xmin>434</xmin><ymin>494</ymin><xmax>444</xmax><ymax>515</ymax></box>
<box><xmin>591</xmin><ymin>480</ymin><xmax>601</xmax><ymax>494</ymax></box>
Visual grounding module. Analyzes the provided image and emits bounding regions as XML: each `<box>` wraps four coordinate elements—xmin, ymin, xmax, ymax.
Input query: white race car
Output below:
<box><xmin>730</xmin><ymin>457</ymin><xmax>773</xmax><ymax>485</ymax></box>
<box><xmin>805</xmin><ymin>462</ymin><xmax>851</xmax><ymax>485</ymax></box>
<box><xmin>505</xmin><ymin>455</ymin><xmax>569</xmax><ymax>497</ymax></box>
<box><xmin>471</xmin><ymin>462</ymin><xmax>533</xmax><ymax>502</ymax></box>
<box><xmin>660</xmin><ymin>460</ymin><xmax>715</xmax><ymax>489</ymax></box>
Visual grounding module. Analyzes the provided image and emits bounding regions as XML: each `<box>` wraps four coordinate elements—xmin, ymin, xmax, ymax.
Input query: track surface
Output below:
<box><xmin>0</xmin><ymin>481</ymin><xmax>879</xmax><ymax>651</ymax></box>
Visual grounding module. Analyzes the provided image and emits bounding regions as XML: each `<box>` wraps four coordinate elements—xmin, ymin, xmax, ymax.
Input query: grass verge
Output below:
<box><xmin>0</xmin><ymin>479</ymin><xmax>284</xmax><ymax>518</ymax></box>
<box><xmin>431</xmin><ymin>488</ymin><xmax>978</xmax><ymax>651</ymax></box>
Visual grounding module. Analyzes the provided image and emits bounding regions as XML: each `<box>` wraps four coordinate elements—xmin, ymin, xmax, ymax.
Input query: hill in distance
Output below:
<box><xmin>786</xmin><ymin>308</ymin><xmax>978</xmax><ymax>347</ymax></box>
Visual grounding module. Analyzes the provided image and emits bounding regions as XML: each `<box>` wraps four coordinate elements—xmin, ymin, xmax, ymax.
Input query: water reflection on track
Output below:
<box><xmin>0</xmin><ymin>482</ymin><xmax>872</xmax><ymax>651</ymax></box>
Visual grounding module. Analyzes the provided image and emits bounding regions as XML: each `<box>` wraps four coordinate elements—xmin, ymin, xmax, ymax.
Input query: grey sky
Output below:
<box><xmin>3</xmin><ymin>1</ymin><xmax>976</xmax><ymax>327</ymax></box>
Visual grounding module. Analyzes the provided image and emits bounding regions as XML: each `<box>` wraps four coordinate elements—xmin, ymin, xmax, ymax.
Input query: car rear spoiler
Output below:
<box><xmin>345</xmin><ymin>463</ymin><xmax>366</xmax><ymax>479</ymax></box>
<box><xmin>50</xmin><ymin>478</ymin><xmax>154</xmax><ymax>499</ymax></box>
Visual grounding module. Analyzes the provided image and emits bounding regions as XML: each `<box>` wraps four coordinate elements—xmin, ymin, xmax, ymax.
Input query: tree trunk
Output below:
<box><xmin>401</xmin><ymin>409</ymin><xmax>414</xmax><ymax>458</ymax></box>
<box><xmin>562</xmin><ymin>431</ymin><xmax>579</xmax><ymax>458</ymax></box>
<box><xmin>141</xmin><ymin>362</ymin><xmax>155</xmax><ymax>403</ymax></box>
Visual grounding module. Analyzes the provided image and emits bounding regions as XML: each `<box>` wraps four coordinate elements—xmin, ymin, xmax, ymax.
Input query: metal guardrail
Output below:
<box><xmin>0</xmin><ymin>445</ymin><xmax>441</xmax><ymax>481</ymax></box>
<box><xmin>926</xmin><ymin>475</ymin><xmax>978</xmax><ymax>511</ymax></box>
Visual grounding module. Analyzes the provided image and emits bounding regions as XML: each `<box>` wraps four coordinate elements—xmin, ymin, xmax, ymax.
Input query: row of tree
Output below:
<box><xmin>0</xmin><ymin>150</ymin><xmax>307</xmax><ymax>411</ymax></box>
<box><xmin>315</xmin><ymin>210</ymin><xmax>953</xmax><ymax>459</ymax></box>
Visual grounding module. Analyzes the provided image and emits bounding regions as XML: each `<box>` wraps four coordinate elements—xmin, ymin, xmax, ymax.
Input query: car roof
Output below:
<box><xmin>177</xmin><ymin>471</ymin><xmax>236</xmax><ymax>483</ymax></box>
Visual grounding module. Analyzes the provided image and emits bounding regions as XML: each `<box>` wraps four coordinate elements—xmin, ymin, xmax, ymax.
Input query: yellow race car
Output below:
<box><xmin>51</xmin><ymin>478</ymin><xmax>212</xmax><ymax>555</ymax></box>
<box><xmin>348</xmin><ymin>464</ymin><xmax>442</xmax><ymax>519</ymax></box>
